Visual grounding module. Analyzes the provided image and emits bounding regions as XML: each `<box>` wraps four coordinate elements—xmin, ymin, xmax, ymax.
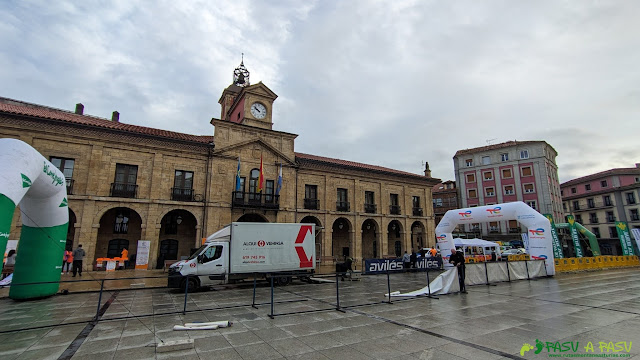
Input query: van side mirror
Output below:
<box><xmin>197</xmin><ymin>254</ymin><xmax>203</xmax><ymax>263</ymax></box>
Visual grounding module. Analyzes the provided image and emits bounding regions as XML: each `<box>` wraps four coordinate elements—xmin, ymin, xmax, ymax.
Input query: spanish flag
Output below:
<box><xmin>257</xmin><ymin>154</ymin><xmax>264</xmax><ymax>193</ymax></box>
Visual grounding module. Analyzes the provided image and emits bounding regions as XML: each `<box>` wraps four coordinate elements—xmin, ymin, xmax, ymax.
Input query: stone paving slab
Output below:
<box><xmin>0</xmin><ymin>268</ymin><xmax>638</xmax><ymax>359</ymax></box>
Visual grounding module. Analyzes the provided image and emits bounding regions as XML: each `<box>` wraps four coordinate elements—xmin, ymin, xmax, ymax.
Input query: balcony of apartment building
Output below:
<box><xmin>389</xmin><ymin>205</ymin><xmax>401</xmax><ymax>215</ymax></box>
<box><xmin>364</xmin><ymin>203</ymin><xmax>377</xmax><ymax>214</ymax></box>
<box><xmin>232</xmin><ymin>191</ymin><xmax>279</xmax><ymax>210</ymax></box>
<box><xmin>110</xmin><ymin>182</ymin><xmax>138</xmax><ymax>198</ymax></box>
<box><xmin>508</xmin><ymin>227</ymin><xmax>521</xmax><ymax>234</ymax></box>
<box><xmin>412</xmin><ymin>207</ymin><xmax>423</xmax><ymax>216</ymax></box>
<box><xmin>589</xmin><ymin>214</ymin><xmax>599</xmax><ymax>224</ymax></box>
<box><xmin>304</xmin><ymin>198</ymin><xmax>320</xmax><ymax>210</ymax></box>
<box><xmin>336</xmin><ymin>201</ymin><xmax>350</xmax><ymax>212</ymax></box>
<box><xmin>171</xmin><ymin>187</ymin><xmax>196</xmax><ymax>202</ymax></box>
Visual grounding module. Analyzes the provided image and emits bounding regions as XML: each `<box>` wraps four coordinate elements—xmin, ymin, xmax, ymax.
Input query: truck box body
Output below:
<box><xmin>168</xmin><ymin>222</ymin><xmax>315</xmax><ymax>289</ymax></box>
<box><xmin>229</xmin><ymin>222</ymin><xmax>315</xmax><ymax>273</ymax></box>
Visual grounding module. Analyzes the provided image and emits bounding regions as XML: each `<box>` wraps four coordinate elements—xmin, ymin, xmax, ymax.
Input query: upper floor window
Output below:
<box><xmin>466</xmin><ymin>173</ymin><xmax>476</xmax><ymax>183</ymax></box>
<box><xmin>521</xmin><ymin>166</ymin><xmax>532</xmax><ymax>177</ymax></box>
<box><xmin>500</xmin><ymin>153</ymin><xmax>509</xmax><ymax>161</ymax></box>
<box><xmin>175</xmin><ymin>169</ymin><xmax>193</xmax><ymax>189</ymax></box>
<box><xmin>485</xmin><ymin>187</ymin><xmax>495</xmax><ymax>197</ymax></box>
<box><xmin>526</xmin><ymin>200</ymin><xmax>537</xmax><ymax>210</ymax></box>
<box><xmin>523</xmin><ymin>183</ymin><xmax>535</xmax><ymax>193</ymax></box>
<box><xmin>601</xmin><ymin>180</ymin><xmax>608</xmax><ymax>187</ymax></box>
<box><xmin>592</xmin><ymin>227</ymin><xmax>601</xmax><ymax>238</ymax></box>
<box><xmin>304</xmin><ymin>185</ymin><xmax>318</xmax><ymax>210</ymax></box>
<box><xmin>364</xmin><ymin>191</ymin><xmax>376</xmax><ymax>213</ymax></box>
<box><xmin>265</xmin><ymin>180</ymin><xmax>275</xmax><ymax>202</ymax></box>
<box><xmin>249</xmin><ymin>169</ymin><xmax>260</xmax><ymax>194</ymax></box>
<box><xmin>520</xmin><ymin>150</ymin><xmax>529</xmax><ymax>159</ymax></box>
<box><xmin>337</xmin><ymin>188</ymin><xmax>349</xmax><ymax>212</ymax></box>
<box><xmin>501</xmin><ymin>168</ymin><xmax>512</xmax><ymax>179</ymax></box>
<box><xmin>50</xmin><ymin>156</ymin><xmax>75</xmax><ymax>193</ymax></box>
<box><xmin>112</xmin><ymin>163</ymin><xmax>138</xmax><ymax>198</ymax></box>
<box><xmin>172</xmin><ymin>170</ymin><xmax>194</xmax><ymax>201</ymax></box>
<box><xmin>481</xmin><ymin>156</ymin><xmax>491</xmax><ymax>165</ymax></box>
<box><xmin>412</xmin><ymin>196</ymin><xmax>420</xmax><ymax>209</ymax></box>
<box><xmin>390</xmin><ymin>193</ymin><xmax>401</xmax><ymax>215</ymax></box>
<box><xmin>571</xmin><ymin>187</ymin><xmax>577</xmax><ymax>194</ymax></box>
<box><xmin>434</xmin><ymin>198</ymin><xmax>443</xmax><ymax>207</ymax></box>
<box><xmin>483</xmin><ymin>171</ymin><xmax>493</xmax><ymax>181</ymax></box>
<box><xmin>587</xmin><ymin>198</ymin><xmax>595</xmax><ymax>208</ymax></box>
<box><xmin>627</xmin><ymin>192</ymin><xmax>636</xmax><ymax>205</ymax></box>
<box><xmin>465</xmin><ymin>159</ymin><xmax>473</xmax><ymax>167</ymax></box>
<box><xmin>585</xmin><ymin>184</ymin><xmax>591</xmax><ymax>191</ymax></box>
<box><xmin>468</xmin><ymin>189</ymin><xmax>477</xmax><ymax>198</ymax></box>
<box><xmin>630</xmin><ymin>209</ymin><xmax>639</xmax><ymax>221</ymax></box>
<box><xmin>604</xmin><ymin>195</ymin><xmax>612</xmax><ymax>206</ymax></box>
<box><xmin>504</xmin><ymin>185</ymin><xmax>514</xmax><ymax>195</ymax></box>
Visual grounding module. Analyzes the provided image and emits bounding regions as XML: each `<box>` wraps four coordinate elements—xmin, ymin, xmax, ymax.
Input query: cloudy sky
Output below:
<box><xmin>1</xmin><ymin>1</ymin><xmax>639</xmax><ymax>183</ymax></box>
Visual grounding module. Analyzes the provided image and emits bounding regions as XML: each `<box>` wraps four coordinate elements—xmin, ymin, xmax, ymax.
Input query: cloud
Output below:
<box><xmin>1</xmin><ymin>0</ymin><xmax>639</xmax><ymax>185</ymax></box>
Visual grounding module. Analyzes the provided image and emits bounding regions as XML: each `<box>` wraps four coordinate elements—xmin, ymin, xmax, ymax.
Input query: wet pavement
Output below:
<box><xmin>0</xmin><ymin>268</ymin><xmax>639</xmax><ymax>359</ymax></box>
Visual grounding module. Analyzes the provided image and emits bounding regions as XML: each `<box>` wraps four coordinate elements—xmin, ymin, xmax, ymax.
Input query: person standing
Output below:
<box><xmin>72</xmin><ymin>244</ymin><xmax>85</xmax><ymax>277</ymax></box>
<box><xmin>402</xmin><ymin>251</ymin><xmax>410</xmax><ymax>271</ymax></box>
<box><xmin>449</xmin><ymin>248</ymin><xmax>466</xmax><ymax>293</ymax></box>
<box><xmin>63</xmin><ymin>248</ymin><xmax>73</xmax><ymax>274</ymax></box>
<box><xmin>430</xmin><ymin>247</ymin><xmax>437</xmax><ymax>258</ymax></box>
<box><xmin>121</xmin><ymin>247</ymin><xmax>129</xmax><ymax>269</ymax></box>
<box><xmin>410</xmin><ymin>250</ymin><xmax>417</xmax><ymax>271</ymax></box>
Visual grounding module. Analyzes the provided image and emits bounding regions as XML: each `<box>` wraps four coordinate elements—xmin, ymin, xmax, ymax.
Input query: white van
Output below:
<box><xmin>168</xmin><ymin>223</ymin><xmax>316</xmax><ymax>291</ymax></box>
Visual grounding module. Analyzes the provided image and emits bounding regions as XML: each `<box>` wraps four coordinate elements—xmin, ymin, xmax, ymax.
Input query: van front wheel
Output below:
<box><xmin>182</xmin><ymin>277</ymin><xmax>199</xmax><ymax>292</ymax></box>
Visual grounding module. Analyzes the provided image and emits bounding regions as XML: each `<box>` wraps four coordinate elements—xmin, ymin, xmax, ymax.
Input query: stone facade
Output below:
<box><xmin>0</xmin><ymin>72</ymin><xmax>439</xmax><ymax>271</ymax></box>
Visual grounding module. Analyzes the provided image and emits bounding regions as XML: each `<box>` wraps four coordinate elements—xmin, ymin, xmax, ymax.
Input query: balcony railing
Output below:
<box><xmin>590</xmin><ymin>217</ymin><xmax>599</xmax><ymax>224</ymax></box>
<box><xmin>607</xmin><ymin>216</ymin><xmax>616</xmax><ymax>223</ymax></box>
<box><xmin>508</xmin><ymin>227</ymin><xmax>521</xmax><ymax>233</ymax></box>
<box><xmin>66</xmin><ymin>178</ymin><xmax>74</xmax><ymax>195</ymax></box>
<box><xmin>111</xmin><ymin>182</ymin><xmax>137</xmax><ymax>198</ymax></box>
<box><xmin>390</xmin><ymin>205</ymin><xmax>401</xmax><ymax>215</ymax></box>
<box><xmin>364</xmin><ymin>203</ymin><xmax>377</xmax><ymax>214</ymax></box>
<box><xmin>232</xmin><ymin>191</ymin><xmax>279</xmax><ymax>210</ymax></box>
<box><xmin>572</xmin><ymin>200</ymin><xmax>614</xmax><ymax>212</ymax></box>
<box><xmin>171</xmin><ymin>187</ymin><xmax>195</xmax><ymax>202</ymax></box>
<box><xmin>413</xmin><ymin>207</ymin><xmax>423</xmax><ymax>216</ymax></box>
<box><xmin>304</xmin><ymin>198</ymin><xmax>319</xmax><ymax>210</ymax></box>
<box><xmin>336</xmin><ymin>201</ymin><xmax>350</xmax><ymax>212</ymax></box>
<box><xmin>631</xmin><ymin>214</ymin><xmax>640</xmax><ymax>221</ymax></box>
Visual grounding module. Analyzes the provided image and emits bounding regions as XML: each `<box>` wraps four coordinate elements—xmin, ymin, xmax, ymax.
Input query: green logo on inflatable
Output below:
<box><xmin>21</xmin><ymin>173</ymin><xmax>32</xmax><ymax>188</ymax></box>
<box><xmin>59</xmin><ymin>198</ymin><xmax>68</xmax><ymax>207</ymax></box>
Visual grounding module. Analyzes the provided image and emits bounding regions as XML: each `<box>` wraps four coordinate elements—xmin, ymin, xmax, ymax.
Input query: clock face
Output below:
<box><xmin>250</xmin><ymin>102</ymin><xmax>267</xmax><ymax>119</ymax></box>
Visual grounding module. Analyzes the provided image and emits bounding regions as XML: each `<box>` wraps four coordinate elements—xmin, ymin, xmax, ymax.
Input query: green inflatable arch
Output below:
<box><xmin>0</xmin><ymin>138</ymin><xmax>68</xmax><ymax>300</ymax></box>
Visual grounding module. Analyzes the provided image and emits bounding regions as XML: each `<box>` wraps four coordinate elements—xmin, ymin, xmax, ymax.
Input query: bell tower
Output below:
<box><xmin>218</xmin><ymin>56</ymin><xmax>250</xmax><ymax>120</ymax></box>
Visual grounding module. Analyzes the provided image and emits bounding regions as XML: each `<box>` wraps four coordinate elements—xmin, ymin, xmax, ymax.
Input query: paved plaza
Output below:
<box><xmin>0</xmin><ymin>268</ymin><xmax>639</xmax><ymax>359</ymax></box>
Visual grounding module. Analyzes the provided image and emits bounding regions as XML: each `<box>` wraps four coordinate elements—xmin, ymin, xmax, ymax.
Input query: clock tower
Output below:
<box><xmin>218</xmin><ymin>60</ymin><xmax>278</xmax><ymax>130</ymax></box>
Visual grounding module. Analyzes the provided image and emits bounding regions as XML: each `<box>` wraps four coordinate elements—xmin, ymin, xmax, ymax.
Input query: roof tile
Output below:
<box><xmin>0</xmin><ymin>98</ymin><xmax>214</xmax><ymax>144</ymax></box>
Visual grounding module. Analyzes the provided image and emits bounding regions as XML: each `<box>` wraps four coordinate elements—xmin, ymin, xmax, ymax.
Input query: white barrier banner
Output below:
<box><xmin>508</xmin><ymin>262</ymin><xmax>528</xmax><ymax>280</ymax></box>
<box><xmin>631</xmin><ymin>229</ymin><xmax>640</xmax><ymax>254</ymax></box>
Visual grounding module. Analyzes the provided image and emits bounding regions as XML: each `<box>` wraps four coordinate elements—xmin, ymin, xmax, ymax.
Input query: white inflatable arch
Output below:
<box><xmin>435</xmin><ymin>201</ymin><xmax>555</xmax><ymax>275</ymax></box>
<box><xmin>0</xmin><ymin>138</ymin><xmax>69</xmax><ymax>300</ymax></box>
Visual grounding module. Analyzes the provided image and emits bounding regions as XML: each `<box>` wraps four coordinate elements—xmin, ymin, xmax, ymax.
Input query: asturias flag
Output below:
<box><xmin>235</xmin><ymin>157</ymin><xmax>241</xmax><ymax>191</ymax></box>
<box><xmin>275</xmin><ymin>163</ymin><xmax>283</xmax><ymax>195</ymax></box>
<box><xmin>257</xmin><ymin>155</ymin><xmax>264</xmax><ymax>193</ymax></box>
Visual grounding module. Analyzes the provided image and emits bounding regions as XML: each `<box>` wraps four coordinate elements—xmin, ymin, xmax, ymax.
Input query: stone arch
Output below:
<box><xmin>332</xmin><ymin>217</ymin><xmax>352</xmax><ymax>259</ymax></box>
<box><xmin>387</xmin><ymin>220</ymin><xmax>404</xmax><ymax>257</ymax></box>
<box><xmin>411</xmin><ymin>220</ymin><xmax>425</xmax><ymax>251</ymax></box>
<box><xmin>93</xmin><ymin>202</ymin><xmax>146</xmax><ymax>228</ymax></box>
<box><xmin>157</xmin><ymin>209</ymin><xmax>199</xmax><ymax>268</ymax></box>
<box><xmin>96</xmin><ymin>207</ymin><xmax>143</xmax><ymax>262</ymax></box>
<box><xmin>237</xmin><ymin>213</ymin><xmax>269</xmax><ymax>222</ymax></box>
<box><xmin>301</xmin><ymin>216</ymin><xmax>322</xmax><ymax>266</ymax></box>
<box><xmin>156</xmin><ymin>207</ymin><xmax>199</xmax><ymax>228</ymax></box>
<box><xmin>361</xmin><ymin>219</ymin><xmax>380</xmax><ymax>259</ymax></box>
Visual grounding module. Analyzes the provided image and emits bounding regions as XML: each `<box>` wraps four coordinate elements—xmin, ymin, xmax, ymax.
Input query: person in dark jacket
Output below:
<box><xmin>410</xmin><ymin>250</ymin><xmax>417</xmax><ymax>271</ymax></box>
<box><xmin>72</xmin><ymin>244</ymin><xmax>86</xmax><ymax>277</ymax></box>
<box><xmin>449</xmin><ymin>249</ymin><xmax>466</xmax><ymax>293</ymax></box>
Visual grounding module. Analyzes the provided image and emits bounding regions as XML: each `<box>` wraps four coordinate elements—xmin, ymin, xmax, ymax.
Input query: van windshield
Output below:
<box><xmin>186</xmin><ymin>245</ymin><xmax>208</xmax><ymax>261</ymax></box>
